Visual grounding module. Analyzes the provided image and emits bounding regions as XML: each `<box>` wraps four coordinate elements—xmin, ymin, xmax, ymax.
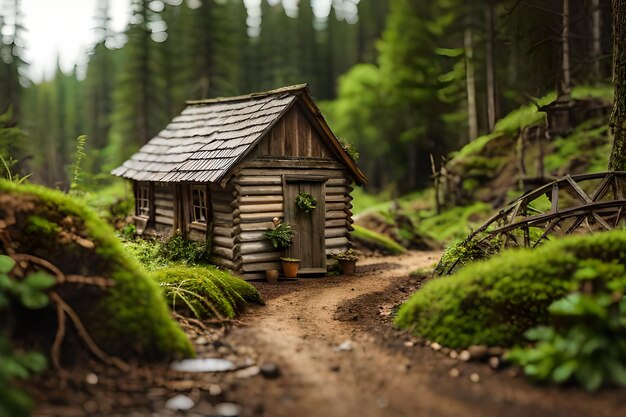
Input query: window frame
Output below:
<box><xmin>136</xmin><ymin>183</ymin><xmax>151</xmax><ymax>218</ymax></box>
<box><xmin>190</xmin><ymin>184</ymin><xmax>209</xmax><ymax>225</ymax></box>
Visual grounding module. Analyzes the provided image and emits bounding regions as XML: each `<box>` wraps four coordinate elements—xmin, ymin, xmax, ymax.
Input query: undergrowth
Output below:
<box><xmin>395</xmin><ymin>230</ymin><xmax>626</xmax><ymax>349</ymax></box>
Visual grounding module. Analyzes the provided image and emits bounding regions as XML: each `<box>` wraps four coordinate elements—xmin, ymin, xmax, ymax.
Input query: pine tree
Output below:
<box><xmin>0</xmin><ymin>0</ymin><xmax>27</xmax><ymax>121</ymax></box>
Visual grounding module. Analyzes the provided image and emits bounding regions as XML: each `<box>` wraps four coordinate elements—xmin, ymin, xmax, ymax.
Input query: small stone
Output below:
<box><xmin>489</xmin><ymin>356</ymin><xmax>501</xmax><ymax>370</ymax></box>
<box><xmin>403</xmin><ymin>341</ymin><xmax>415</xmax><ymax>347</ymax></box>
<box><xmin>449</xmin><ymin>351</ymin><xmax>458</xmax><ymax>359</ymax></box>
<box><xmin>214</xmin><ymin>402</ymin><xmax>242</xmax><ymax>417</ymax></box>
<box><xmin>469</xmin><ymin>373</ymin><xmax>480</xmax><ymax>383</ymax></box>
<box><xmin>488</xmin><ymin>346</ymin><xmax>505</xmax><ymax>357</ymax></box>
<box><xmin>376</xmin><ymin>397</ymin><xmax>389</xmax><ymax>409</ymax></box>
<box><xmin>430</xmin><ymin>342</ymin><xmax>442</xmax><ymax>351</ymax></box>
<box><xmin>459</xmin><ymin>350</ymin><xmax>471</xmax><ymax>362</ymax></box>
<box><xmin>208</xmin><ymin>384</ymin><xmax>222</xmax><ymax>396</ymax></box>
<box><xmin>85</xmin><ymin>373</ymin><xmax>98</xmax><ymax>385</ymax></box>
<box><xmin>441</xmin><ymin>347</ymin><xmax>450</xmax><ymax>355</ymax></box>
<box><xmin>334</xmin><ymin>341</ymin><xmax>353</xmax><ymax>352</ymax></box>
<box><xmin>218</xmin><ymin>346</ymin><xmax>230</xmax><ymax>355</ymax></box>
<box><xmin>260</xmin><ymin>363</ymin><xmax>281</xmax><ymax>379</ymax></box>
<box><xmin>448</xmin><ymin>368</ymin><xmax>461</xmax><ymax>378</ymax></box>
<box><xmin>195</xmin><ymin>336</ymin><xmax>209</xmax><ymax>345</ymax></box>
<box><xmin>170</xmin><ymin>358</ymin><xmax>235</xmax><ymax>373</ymax></box>
<box><xmin>236</xmin><ymin>366</ymin><xmax>260</xmax><ymax>379</ymax></box>
<box><xmin>330</xmin><ymin>364</ymin><xmax>341</xmax><ymax>372</ymax></box>
<box><xmin>83</xmin><ymin>400</ymin><xmax>99</xmax><ymax>414</ymax></box>
<box><xmin>165</xmin><ymin>394</ymin><xmax>195</xmax><ymax>411</ymax></box>
<box><xmin>468</xmin><ymin>345</ymin><xmax>489</xmax><ymax>361</ymax></box>
<box><xmin>76</xmin><ymin>237</ymin><xmax>95</xmax><ymax>249</ymax></box>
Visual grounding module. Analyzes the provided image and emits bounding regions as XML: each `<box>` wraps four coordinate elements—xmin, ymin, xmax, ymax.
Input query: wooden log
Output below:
<box><xmin>242</xmin><ymin>261</ymin><xmax>282</xmax><ymax>273</ymax></box>
<box><xmin>241</xmin><ymin>252</ymin><xmax>281</xmax><ymax>263</ymax></box>
<box><xmin>212</xmin><ymin>246</ymin><xmax>234</xmax><ymax>261</ymax></box>
<box><xmin>211</xmin><ymin>257</ymin><xmax>237</xmax><ymax>271</ymax></box>
<box><xmin>236</xmin><ymin>175</ymin><xmax>282</xmax><ymax>186</ymax></box>
<box><xmin>239</xmin><ymin>195</ymin><xmax>284</xmax><ymax>204</ymax></box>
<box><xmin>213</xmin><ymin>212</ymin><xmax>233</xmax><ymax>223</ymax></box>
<box><xmin>327</xmin><ymin>178</ymin><xmax>351</xmax><ymax>186</ymax></box>
<box><xmin>326</xmin><ymin>194</ymin><xmax>351</xmax><ymax>203</ymax></box>
<box><xmin>212</xmin><ymin>200</ymin><xmax>233</xmax><ymax>213</ymax></box>
<box><xmin>236</xmin><ymin>185</ymin><xmax>283</xmax><ymax>195</ymax></box>
<box><xmin>325</xmin><ymin>186</ymin><xmax>351</xmax><ymax>195</ymax></box>
<box><xmin>326</xmin><ymin>202</ymin><xmax>346</xmax><ymax>211</ymax></box>
<box><xmin>240</xmin><ymin>272</ymin><xmax>266</xmax><ymax>281</ymax></box>
<box><xmin>238</xmin><ymin>231</ymin><xmax>267</xmax><ymax>242</ymax></box>
<box><xmin>238</xmin><ymin>221</ymin><xmax>275</xmax><ymax>232</ymax></box>
<box><xmin>213</xmin><ymin>236</ymin><xmax>235</xmax><ymax>248</ymax></box>
<box><xmin>325</xmin><ymin>227</ymin><xmax>348</xmax><ymax>238</ymax></box>
<box><xmin>240</xmin><ymin>212</ymin><xmax>284</xmax><ymax>222</ymax></box>
<box><xmin>325</xmin><ymin>210</ymin><xmax>347</xmax><ymax>220</ymax></box>
<box><xmin>239</xmin><ymin>160</ymin><xmax>343</xmax><ymax>170</ymax></box>
<box><xmin>213</xmin><ymin>226</ymin><xmax>233</xmax><ymax>237</ymax></box>
<box><xmin>326</xmin><ymin>237</ymin><xmax>349</xmax><ymax>248</ymax></box>
<box><xmin>155</xmin><ymin>215</ymin><xmax>174</xmax><ymax>225</ymax></box>
<box><xmin>155</xmin><ymin>208</ymin><xmax>174</xmax><ymax>218</ymax></box>
<box><xmin>240</xmin><ymin>241</ymin><xmax>276</xmax><ymax>255</ymax></box>
<box><xmin>239</xmin><ymin>203</ymin><xmax>284</xmax><ymax>214</ymax></box>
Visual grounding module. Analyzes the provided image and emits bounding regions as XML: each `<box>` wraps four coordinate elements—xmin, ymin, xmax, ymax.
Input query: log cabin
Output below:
<box><xmin>112</xmin><ymin>84</ymin><xmax>367</xmax><ymax>280</ymax></box>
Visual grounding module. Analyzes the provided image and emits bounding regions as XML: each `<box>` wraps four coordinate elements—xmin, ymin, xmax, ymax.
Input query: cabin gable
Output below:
<box><xmin>253</xmin><ymin>104</ymin><xmax>335</xmax><ymax>160</ymax></box>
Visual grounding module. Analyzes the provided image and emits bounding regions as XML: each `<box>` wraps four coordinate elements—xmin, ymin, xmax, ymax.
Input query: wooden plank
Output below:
<box><xmin>325</xmin><ymin>210</ymin><xmax>347</xmax><ymax>220</ymax></box>
<box><xmin>238</xmin><ymin>221</ymin><xmax>275</xmax><ymax>232</ymax></box>
<box><xmin>589</xmin><ymin>174</ymin><xmax>613</xmax><ymax>201</ymax></box>
<box><xmin>327</xmin><ymin>178</ymin><xmax>351</xmax><ymax>186</ymax></box>
<box><xmin>239</xmin><ymin>160</ymin><xmax>342</xmax><ymax>170</ymax></box>
<box><xmin>326</xmin><ymin>237</ymin><xmax>349</xmax><ymax>248</ymax></box>
<box><xmin>325</xmin><ymin>227</ymin><xmax>347</xmax><ymax>238</ymax></box>
<box><xmin>326</xmin><ymin>219</ymin><xmax>348</xmax><ymax>228</ymax></box>
<box><xmin>325</xmin><ymin>186</ymin><xmax>351</xmax><ymax>195</ymax></box>
<box><xmin>239</xmin><ymin>231</ymin><xmax>268</xmax><ymax>242</ymax></box>
<box><xmin>326</xmin><ymin>194</ymin><xmax>351</xmax><ymax>203</ymax></box>
<box><xmin>240</xmin><ymin>211</ymin><xmax>284</xmax><ymax>221</ymax></box>
<box><xmin>239</xmin><ymin>203</ymin><xmax>284</xmax><ymax>213</ymax></box>
<box><xmin>565</xmin><ymin>175</ymin><xmax>593</xmax><ymax>203</ymax></box>
<box><xmin>213</xmin><ymin>226</ymin><xmax>233</xmax><ymax>237</ymax></box>
<box><xmin>550</xmin><ymin>183</ymin><xmax>559</xmax><ymax>213</ymax></box>
<box><xmin>214</xmin><ymin>236</ymin><xmax>235</xmax><ymax>248</ymax></box>
<box><xmin>155</xmin><ymin>215</ymin><xmax>174</xmax><ymax>225</ymax></box>
<box><xmin>211</xmin><ymin>257</ymin><xmax>238</xmax><ymax>271</ymax></box>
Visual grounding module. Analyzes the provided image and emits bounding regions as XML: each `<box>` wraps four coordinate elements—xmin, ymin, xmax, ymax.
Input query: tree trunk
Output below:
<box><xmin>608</xmin><ymin>0</ymin><xmax>626</xmax><ymax>171</ymax></box>
<box><xmin>465</xmin><ymin>26</ymin><xmax>478</xmax><ymax>141</ymax></box>
<box><xmin>559</xmin><ymin>0</ymin><xmax>572</xmax><ymax>99</ymax></box>
<box><xmin>590</xmin><ymin>0</ymin><xmax>603</xmax><ymax>82</ymax></box>
<box><xmin>485</xmin><ymin>0</ymin><xmax>497</xmax><ymax>130</ymax></box>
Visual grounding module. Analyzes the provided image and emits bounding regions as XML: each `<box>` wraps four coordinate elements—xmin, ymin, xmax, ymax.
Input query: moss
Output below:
<box><xmin>0</xmin><ymin>180</ymin><xmax>193</xmax><ymax>360</ymax></box>
<box><xmin>153</xmin><ymin>266</ymin><xmax>264</xmax><ymax>319</ymax></box>
<box><xmin>352</xmin><ymin>224</ymin><xmax>406</xmax><ymax>255</ymax></box>
<box><xmin>395</xmin><ymin>230</ymin><xmax>626</xmax><ymax>348</ymax></box>
<box><xmin>415</xmin><ymin>202</ymin><xmax>492</xmax><ymax>243</ymax></box>
<box><xmin>25</xmin><ymin>215</ymin><xmax>61</xmax><ymax>236</ymax></box>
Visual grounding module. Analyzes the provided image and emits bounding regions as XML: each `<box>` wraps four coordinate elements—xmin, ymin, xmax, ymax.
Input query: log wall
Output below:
<box><xmin>154</xmin><ymin>182</ymin><xmax>175</xmax><ymax>235</ymax></box>
<box><xmin>232</xmin><ymin>160</ymin><xmax>354</xmax><ymax>280</ymax></box>
<box><xmin>209</xmin><ymin>183</ymin><xmax>239</xmax><ymax>271</ymax></box>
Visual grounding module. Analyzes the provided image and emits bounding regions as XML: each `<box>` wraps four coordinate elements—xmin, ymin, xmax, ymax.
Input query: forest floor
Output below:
<box><xmin>27</xmin><ymin>251</ymin><xmax>626</xmax><ymax>417</ymax></box>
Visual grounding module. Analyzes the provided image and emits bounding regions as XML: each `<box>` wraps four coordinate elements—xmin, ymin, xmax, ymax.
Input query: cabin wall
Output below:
<box><xmin>209</xmin><ymin>182</ymin><xmax>239</xmax><ymax>271</ymax></box>
<box><xmin>232</xmin><ymin>160</ymin><xmax>354</xmax><ymax>280</ymax></box>
<box><xmin>154</xmin><ymin>182</ymin><xmax>175</xmax><ymax>235</ymax></box>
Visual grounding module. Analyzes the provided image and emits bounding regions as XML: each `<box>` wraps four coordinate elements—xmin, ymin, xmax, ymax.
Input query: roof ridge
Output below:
<box><xmin>185</xmin><ymin>84</ymin><xmax>309</xmax><ymax>106</ymax></box>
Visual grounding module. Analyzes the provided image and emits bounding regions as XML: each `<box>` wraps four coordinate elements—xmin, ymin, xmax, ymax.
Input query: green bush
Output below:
<box><xmin>153</xmin><ymin>266</ymin><xmax>264</xmax><ymax>320</ymax></box>
<box><xmin>122</xmin><ymin>234</ymin><xmax>210</xmax><ymax>271</ymax></box>
<box><xmin>506</xmin><ymin>261</ymin><xmax>626</xmax><ymax>391</ymax></box>
<box><xmin>395</xmin><ymin>230</ymin><xmax>626</xmax><ymax>348</ymax></box>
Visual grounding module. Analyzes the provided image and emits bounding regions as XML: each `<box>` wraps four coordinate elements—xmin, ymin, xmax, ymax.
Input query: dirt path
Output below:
<box><xmin>228</xmin><ymin>251</ymin><xmax>626</xmax><ymax>417</ymax></box>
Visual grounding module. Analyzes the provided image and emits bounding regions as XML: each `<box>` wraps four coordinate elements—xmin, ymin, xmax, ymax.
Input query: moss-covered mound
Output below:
<box><xmin>395</xmin><ymin>230</ymin><xmax>626</xmax><ymax>348</ymax></box>
<box><xmin>0</xmin><ymin>180</ymin><xmax>193</xmax><ymax>360</ymax></box>
<box><xmin>352</xmin><ymin>224</ymin><xmax>406</xmax><ymax>255</ymax></box>
<box><xmin>153</xmin><ymin>266</ymin><xmax>264</xmax><ymax>319</ymax></box>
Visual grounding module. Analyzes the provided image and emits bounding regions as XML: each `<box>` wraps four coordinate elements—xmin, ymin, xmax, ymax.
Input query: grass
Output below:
<box><xmin>414</xmin><ymin>202</ymin><xmax>493</xmax><ymax>244</ymax></box>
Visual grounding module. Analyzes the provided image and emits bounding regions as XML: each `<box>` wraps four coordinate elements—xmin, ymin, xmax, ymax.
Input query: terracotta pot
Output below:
<box><xmin>265</xmin><ymin>269</ymin><xmax>280</xmax><ymax>283</ymax></box>
<box><xmin>339</xmin><ymin>260</ymin><xmax>357</xmax><ymax>275</ymax></box>
<box><xmin>281</xmin><ymin>259</ymin><xmax>300</xmax><ymax>278</ymax></box>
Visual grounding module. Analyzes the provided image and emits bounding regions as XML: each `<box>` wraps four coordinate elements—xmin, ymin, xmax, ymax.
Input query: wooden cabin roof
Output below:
<box><xmin>111</xmin><ymin>84</ymin><xmax>367</xmax><ymax>185</ymax></box>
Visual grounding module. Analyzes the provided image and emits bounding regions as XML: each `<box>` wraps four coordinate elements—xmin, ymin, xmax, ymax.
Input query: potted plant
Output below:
<box><xmin>280</xmin><ymin>257</ymin><xmax>300</xmax><ymax>278</ymax></box>
<box><xmin>263</xmin><ymin>221</ymin><xmax>300</xmax><ymax>279</ymax></box>
<box><xmin>295</xmin><ymin>191</ymin><xmax>317</xmax><ymax>214</ymax></box>
<box><xmin>265</xmin><ymin>269</ymin><xmax>280</xmax><ymax>283</ymax></box>
<box><xmin>334</xmin><ymin>249</ymin><xmax>359</xmax><ymax>275</ymax></box>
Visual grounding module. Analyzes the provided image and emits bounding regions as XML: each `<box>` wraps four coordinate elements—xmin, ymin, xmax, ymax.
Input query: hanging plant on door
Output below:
<box><xmin>295</xmin><ymin>191</ymin><xmax>317</xmax><ymax>214</ymax></box>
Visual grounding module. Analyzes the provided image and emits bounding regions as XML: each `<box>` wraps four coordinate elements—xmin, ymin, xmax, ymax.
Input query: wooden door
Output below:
<box><xmin>284</xmin><ymin>179</ymin><xmax>326</xmax><ymax>275</ymax></box>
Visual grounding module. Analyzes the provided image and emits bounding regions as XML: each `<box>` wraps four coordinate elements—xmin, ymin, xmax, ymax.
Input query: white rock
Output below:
<box><xmin>334</xmin><ymin>341</ymin><xmax>353</xmax><ymax>352</ymax></box>
<box><xmin>165</xmin><ymin>394</ymin><xmax>195</xmax><ymax>411</ymax></box>
<box><xmin>85</xmin><ymin>373</ymin><xmax>98</xmax><ymax>385</ymax></box>
<box><xmin>459</xmin><ymin>350</ymin><xmax>471</xmax><ymax>362</ymax></box>
<box><xmin>469</xmin><ymin>373</ymin><xmax>481</xmax><ymax>383</ymax></box>
<box><xmin>170</xmin><ymin>358</ymin><xmax>235</xmax><ymax>373</ymax></box>
<box><xmin>214</xmin><ymin>402</ymin><xmax>242</xmax><ymax>417</ymax></box>
<box><xmin>236</xmin><ymin>366</ymin><xmax>260</xmax><ymax>379</ymax></box>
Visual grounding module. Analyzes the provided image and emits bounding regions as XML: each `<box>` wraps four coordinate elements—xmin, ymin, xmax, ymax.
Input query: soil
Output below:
<box><xmin>27</xmin><ymin>251</ymin><xmax>626</xmax><ymax>417</ymax></box>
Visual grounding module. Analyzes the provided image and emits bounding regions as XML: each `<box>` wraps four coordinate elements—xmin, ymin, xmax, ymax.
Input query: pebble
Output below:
<box><xmin>469</xmin><ymin>373</ymin><xmax>481</xmax><ymax>383</ymax></box>
<box><xmin>489</xmin><ymin>356</ymin><xmax>501</xmax><ymax>370</ymax></box>
<box><xmin>448</xmin><ymin>368</ymin><xmax>461</xmax><ymax>378</ymax></box>
<box><xmin>208</xmin><ymin>384</ymin><xmax>222</xmax><ymax>396</ymax></box>
<box><xmin>449</xmin><ymin>351</ymin><xmax>458</xmax><ymax>359</ymax></box>
<box><xmin>334</xmin><ymin>341</ymin><xmax>353</xmax><ymax>352</ymax></box>
<box><xmin>260</xmin><ymin>363</ymin><xmax>281</xmax><ymax>379</ymax></box>
<box><xmin>165</xmin><ymin>394</ymin><xmax>195</xmax><ymax>411</ymax></box>
<box><xmin>459</xmin><ymin>350</ymin><xmax>471</xmax><ymax>362</ymax></box>
<box><xmin>214</xmin><ymin>402</ymin><xmax>242</xmax><ymax>417</ymax></box>
<box><xmin>403</xmin><ymin>340</ymin><xmax>415</xmax><ymax>347</ymax></box>
<box><xmin>236</xmin><ymin>365</ymin><xmax>260</xmax><ymax>379</ymax></box>
<box><xmin>430</xmin><ymin>342</ymin><xmax>442</xmax><ymax>351</ymax></box>
<box><xmin>170</xmin><ymin>358</ymin><xmax>235</xmax><ymax>373</ymax></box>
<box><xmin>330</xmin><ymin>364</ymin><xmax>341</xmax><ymax>372</ymax></box>
<box><xmin>85</xmin><ymin>373</ymin><xmax>98</xmax><ymax>385</ymax></box>
<box><xmin>195</xmin><ymin>336</ymin><xmax>209</xmax><ymax>345</ymax></box>
<box><xmin>488</xmin><ymin>346</ymin><xmax>505</xmax><ymax>357</ymax></box>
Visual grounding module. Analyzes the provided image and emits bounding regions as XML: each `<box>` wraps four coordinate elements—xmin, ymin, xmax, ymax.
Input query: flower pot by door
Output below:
<box><xmin>339</xmin><ymin>260</ymin><xmax>357</xmax><ymax>275</ymax></box>
<box><xmin>281</xmin><ymin>259</ymin><xmax>300</xmax><ymax>278</ymax></box>
<box><xmin>265</xmin><ymin>269</ymin><xmax>280</xmax><ymax>283</ymax></box>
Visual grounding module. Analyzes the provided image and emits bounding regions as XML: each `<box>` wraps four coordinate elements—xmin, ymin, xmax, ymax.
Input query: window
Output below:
<box><xmin>136</xmin><ymin>183</ymin><xmax>150</xmax><ymax>217</ymax></box>
<box><xmin>191</xmin><ymin>185</ymin><xmax>208</xmax><ymax>223</ymax></box>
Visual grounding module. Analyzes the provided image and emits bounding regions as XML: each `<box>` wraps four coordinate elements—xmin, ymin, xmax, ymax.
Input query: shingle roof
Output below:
<box><xmin>112</xmin><ymin>84</ymin><xmax>367</xmax><ymax>185</ymax></box>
